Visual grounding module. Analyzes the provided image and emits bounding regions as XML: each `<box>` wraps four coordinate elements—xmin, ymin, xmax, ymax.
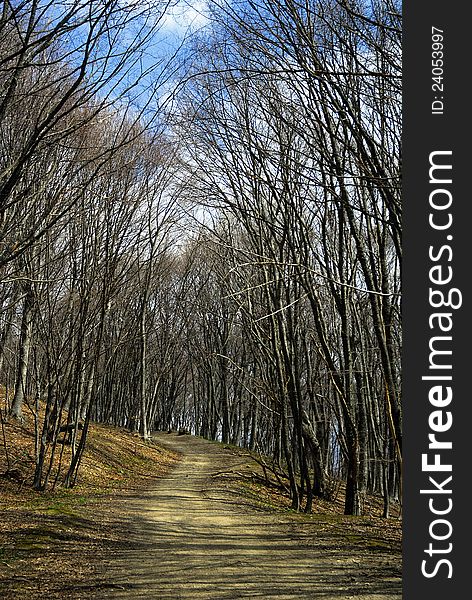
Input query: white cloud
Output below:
<box><xmin>160</xmin><ymin>0</ymin><xmax>210</xmax><ymax>35</ymax></box>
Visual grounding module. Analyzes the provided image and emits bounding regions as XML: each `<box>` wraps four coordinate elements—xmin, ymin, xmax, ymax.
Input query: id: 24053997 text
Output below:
<box><xmin>431</xmin><ymin>26</ymin><xmax>444</xmax><ymax>115</ymax></box>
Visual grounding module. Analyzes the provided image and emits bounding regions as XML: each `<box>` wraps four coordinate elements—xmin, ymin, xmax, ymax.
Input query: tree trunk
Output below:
<box><xmin>301</xmin><ymin>410</ymin><xmax>328</xmax><ymax>499</ymax></box>
<box><xmin>10</xmin><ymin>290</ymin><xmax>34</xmax><ymax>421</ymax></box>
<box><xmin>344</xmin><ymin>436</ymin><xmax>362</xmax><ymax>516</ymax></box>
<box><xmin>139</xmin><ymin>308</ymin><xmax>150</xmax><ymax>441</ymax></box>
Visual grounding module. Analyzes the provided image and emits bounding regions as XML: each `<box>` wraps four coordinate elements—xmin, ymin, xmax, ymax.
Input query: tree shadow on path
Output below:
<box><xmin>88</xmin><ymin>434</ymin><xmax>402</xmax><ymax>599</ymax></box>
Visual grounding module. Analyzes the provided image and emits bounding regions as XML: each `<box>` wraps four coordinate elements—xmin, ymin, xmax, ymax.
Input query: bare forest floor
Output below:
<box><xmin>1</xmin><ymin>420</ymin><xmax>402</xmax><ymax>599</ymax></box>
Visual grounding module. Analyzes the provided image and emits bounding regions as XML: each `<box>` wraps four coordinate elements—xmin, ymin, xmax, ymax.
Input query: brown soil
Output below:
<box><xmin>91</xmin><ymin>433</ymin><xmax>401</xmax><ymax>599</ymax></box>
<box><xmin>1</xmin><ymin>430</ymin><xmax>401</xmax><ymax>599</ymax></box>
<box><xmin>0</xmin><ymin>419</ymin><xmax>179</xmax><ymax>599</ymax></box>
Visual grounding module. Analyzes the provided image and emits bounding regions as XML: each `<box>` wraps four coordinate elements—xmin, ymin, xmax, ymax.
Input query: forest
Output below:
<box><xmin>0</xmin><ymin>0</ymin><xmax>402</xmax><ymax>518</ymax></box>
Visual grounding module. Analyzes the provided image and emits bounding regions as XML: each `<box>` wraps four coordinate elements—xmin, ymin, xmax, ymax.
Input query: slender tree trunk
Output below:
<box><xmin>139</xmin><ymin>307</ymin><xmax>150</xmax><ymax>441</ymax></box>
<box><xmin>280</xmin><ymin>398</ymin><xmax>299</xmax><ymax>511</ymax></box>
<box><xmin>344</xmin><ymin>434</ymin><xmax>362</xmax><ymax>516</ymax></box>
<box><xmin>10</xmin><ymin>289</ymin><xmax>34</xmax><ymax>420</ymax></box>
<box><xmin>301</xmin><ymin>410</ymin><xmax>328</xmax><ymax>499</ymax></box>
<box><xmin>249</xmin><ymin>400</ymin><xmax>258</xmax><ymax>451</ymax></box>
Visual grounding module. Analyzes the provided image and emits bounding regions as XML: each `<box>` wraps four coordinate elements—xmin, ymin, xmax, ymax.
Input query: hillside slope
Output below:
<box><xmin>0</xmin><ymin>419</ymin><xmax>180</xmax><ymax>599</ymax></box>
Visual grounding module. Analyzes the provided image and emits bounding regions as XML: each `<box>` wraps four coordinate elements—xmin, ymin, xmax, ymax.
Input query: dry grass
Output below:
<box><xmin>0</xmin><ymin>413</ymin><xmax>180</xmax><ymax>599</ymax></box>
<box><xmin>203</xmin><ymin>439</ymin><xmax>402</xmax><ymax>557</ymax></box>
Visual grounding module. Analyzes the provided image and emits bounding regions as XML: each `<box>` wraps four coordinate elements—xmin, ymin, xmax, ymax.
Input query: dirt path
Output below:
<box><xmin>95</xmin><ymin>433</ymin><xmax>401</xmax><ymax>599</ymax></box>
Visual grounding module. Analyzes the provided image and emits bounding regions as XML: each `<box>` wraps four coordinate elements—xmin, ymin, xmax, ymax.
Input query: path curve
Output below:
<box><xmin>96</xmin><ymin>433</ymin><xmax>401</xmax><ymax>599</ymax></box>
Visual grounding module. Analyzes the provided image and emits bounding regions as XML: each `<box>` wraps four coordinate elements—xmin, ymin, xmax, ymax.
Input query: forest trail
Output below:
<box><xmin>95</xmin><ymin>433</ymin><xmax>401</xmax><ymax>599</ymax></box>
